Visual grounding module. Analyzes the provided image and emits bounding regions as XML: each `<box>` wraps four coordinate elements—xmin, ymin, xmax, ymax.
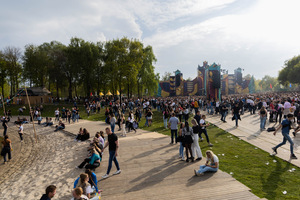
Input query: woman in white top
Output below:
<box><xmin>191</xmin><ymin>119</ymin><xmax>203</xmax><ymax>161</ymax></box>
<box><xmin>71</xmin><ymin>187</ymin><xmax>89</xmax><ymax>200</ymax></box>
<box><xmin>76</xmin><ymin>173</ymin><xmax>93</xmax><ymax>199</ymax></box>
<box><xmin>194</xmin><ymin>150</ymin><xmax>219</xmax><ymax>176</ymax></box>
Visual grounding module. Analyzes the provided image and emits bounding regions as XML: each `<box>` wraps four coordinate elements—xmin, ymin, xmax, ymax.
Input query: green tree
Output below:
<box><xmin>278</xmin><ymin>55</ymin><xmax>300</xmax><ymax>85</ymax></box>
<box><xmin>3</xmin><ymin>46</ymin><xmax>22</xmax><ymax>96</ymax></box>
<box><xmin>137</xmin><ymin>45</ymin><xmax>158</xmax><ymax>97</ymax></box>
<box><xmin>0</xmin><ymin>51</ymin><xmax>8</xmax><ymax>97</ymax></box>
<box><xmin>161</xmin><ymin>72</ymin><xmax>172</xmax><ymax>81</ymax></box>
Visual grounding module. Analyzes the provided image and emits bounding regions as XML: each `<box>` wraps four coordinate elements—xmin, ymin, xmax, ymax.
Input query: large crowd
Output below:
<box><xmin>1</xmin><ymin>91</ymin><xmax>300</xmax><ymax>199</ymax></box>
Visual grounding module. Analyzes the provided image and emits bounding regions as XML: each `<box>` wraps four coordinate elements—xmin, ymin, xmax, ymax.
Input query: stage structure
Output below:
<box><xmin>157</xmin><ymin>62</ymin><xmax>255</xmax><ymax>99</ymax></box>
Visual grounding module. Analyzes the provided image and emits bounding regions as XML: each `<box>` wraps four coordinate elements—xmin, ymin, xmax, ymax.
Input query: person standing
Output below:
<box><xmin>193</xmin><ymin>110</ymin><xmax>201</xmax><ymax>125</ymax></box>
<box><xmin>110</xmin><ymin>114</ymin><xmax>116</xmax><ymax>133</ymax></box>
<box><xmin>102</xmin><ymin>127</ymin><xmax>121</xmax><ymax>179</ymax></box>
<box><xmin>259</xmin><ymin>107</ymin><xmax>267</xmax><ymax>131</ymax></box>
<box><xmin>54</xmin><ymin>108</ymin><xmax>60</xmax><ymax>122</ymax></box>
<box><xmin>40</xmin><ymin>185</ymin><xmax>56</xmax><ymax>200</ymax></box>
<box><xmin>182</xmin><ymin>121</ymin><xmax>194</xmax><ymax>162</ymax></box>
<box><xmin>2</xmin><ymin>116</ymin><xmax>8</xmax><ymax>136</ymax></box>
<box><xmin>272</xmin><ymin>114</ymin><xmax>297</xmax><ymax>159</ymax></box>
<box><xmin>1</xmin><ymin>135</ymin><xmax>12</xmax><ymax>164</ymax></box>
<box><xmin>220</xmin><ymin>102</ymin><xmax>228</xmax><ymax>122</ymax></box>
<box><xmin>168</xmin><ymin>113</ymin><xmax>179</xmax><ymax>144</ymax></box>
<box><xmin>232</xmin><ymin>103</ymin><xmax>241</xmax><ymax>127</ymax></box>
<box><xmin>191</xmin><ymin>119</ymin><xmax>203</xmax><ymax>161</ymax></box>
<box><xmin>18</xmin><ymin>123</ymin><xmax>24</xmax><ymax>142</ymax></box>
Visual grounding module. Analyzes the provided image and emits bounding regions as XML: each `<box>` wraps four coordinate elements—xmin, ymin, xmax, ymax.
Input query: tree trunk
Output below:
<box><xmin>68</xmin><ymin>78</ymin><xmax>72</xmax><ymax>99</ymax></box>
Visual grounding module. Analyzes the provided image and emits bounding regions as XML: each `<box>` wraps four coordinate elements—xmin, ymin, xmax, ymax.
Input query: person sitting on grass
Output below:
<box><xmin>54</xmin><ymin>120</ymin><xmax>65</xmax><ymax>132</ymax></box>
<box><xmin>77</xmin><ymin>148</ymin><xmax>101</xmax><ymax>170</ymax></box>
<box><xmin>194</xmin><ymin>150</ymin><xmax>219</xmax><ymax>176</ymax></box>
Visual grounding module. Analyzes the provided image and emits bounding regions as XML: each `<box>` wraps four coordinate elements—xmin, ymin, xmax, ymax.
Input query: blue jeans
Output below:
<box><xmin>221</xmin><ymin>111</ymin><xmax>227</xmax><ymax>121</ymax></box>
<box><xmin>163</xmin><ymin>117</ymin><xmax>168</xmax><ymax>128</ymax></box>
<box><xmin>199</xmin><ymin>129</ymin><xmax>210</xmax><ymax>143</ymax></box>
<box><xmin>145</xmin><ymin>118</ymin><xmax>148</xmax><ymax>126</ymax></box>
<box><xmin>179</xmin><ymin>142</ymin><xmax>184</xmax><ymax>158</ymax></box>
<box><xmin>234</xmin><ymin>114</ymin><xmax>239</xmax><ymax>126</ymax></box>
<box><xmin>197</xmin><ymin>165</ymin><xmax>218</xmax><ymax>174</ymax></box>
<box><xmin>111</xmin><ymin>124</ymin><xmax>115</xmax><ymax>133</ymax></box>
<box><xmin>107</xmin><ymin>151</ymin><xmax>120</xmax><ymax>175</ymax></box>
<box><xmin>275</xmin><ymin>132</ymin><xmax>294</xmax><ymax>155</ymax></box>
<box><xmin>260</xmin><ymin>117</ymin><xmax>267</xmax><ymax>129</ymax></box>
<box><xmin>171</xmin><ymin>129</ymin><xmax>178</xmax><ymax>144</ymax></box>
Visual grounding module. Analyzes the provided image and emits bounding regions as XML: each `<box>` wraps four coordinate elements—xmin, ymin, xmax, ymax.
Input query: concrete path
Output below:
<box><xmin>65</xmin><ymin>120</ymin><xmax>262</xmax><ymax>200</ymax></box>
<box><xmin>206</xmin><ymin>112</ymin><xmax>300</xmax><ymax>167</ymax></box>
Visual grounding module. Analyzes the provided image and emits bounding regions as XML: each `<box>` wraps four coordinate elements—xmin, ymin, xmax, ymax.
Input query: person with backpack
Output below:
<box><xmin>272</xmin><ymin>114</ymin><xmax>297</xmax><ymax>159</ymax></box>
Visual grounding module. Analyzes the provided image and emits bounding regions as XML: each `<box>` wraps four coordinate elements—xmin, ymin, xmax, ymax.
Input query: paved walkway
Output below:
<box><xmin>65</xmin><ymin>120</ymin><xmax>262</xmax><ymax>200</ymax></box>
<box><xmin>206</xmin><ymin>112</ymin><xmax>300</xmax><ymax>167</ymax></box>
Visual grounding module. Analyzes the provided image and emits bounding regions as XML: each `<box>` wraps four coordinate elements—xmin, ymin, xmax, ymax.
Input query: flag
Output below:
<box><xmin>90</xmin><ymin>92</ymin><xmax>93</xmax><ymax>96</ymax></box>
<box><xmin>270</xmin><ymin>84</ymin><xmax>272</xmax><ymax>89</ymax></box>
<box><xmin>290</xmin><ymin>83</ymin><xmax>292</xmax><ymax>88</ymax></box>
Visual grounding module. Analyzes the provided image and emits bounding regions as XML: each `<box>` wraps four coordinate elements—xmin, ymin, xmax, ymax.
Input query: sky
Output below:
<box><xmin>1</xmin><ymin>0</ymin><xmax>300</xmax><ymax>80</ymax></box>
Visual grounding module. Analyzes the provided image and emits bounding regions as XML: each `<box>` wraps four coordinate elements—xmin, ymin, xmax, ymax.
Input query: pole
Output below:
<box><xmin>25</xmin><ymin>87</ymin><xmax>38</xmax><ymax>143</ymax></box>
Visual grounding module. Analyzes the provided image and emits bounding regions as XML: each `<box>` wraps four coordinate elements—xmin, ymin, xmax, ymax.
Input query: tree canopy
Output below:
<box><xmin>2</xmin><ymin>37</ymin><xmax>158</xmax><ymax>99</ymax></box>
<box><xmin>278</xmin><ymin>55</ymin><xmax>300</xmax><ymax>85</ymax></box>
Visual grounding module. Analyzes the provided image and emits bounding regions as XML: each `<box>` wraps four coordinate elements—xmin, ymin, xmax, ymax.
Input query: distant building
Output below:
<box><xmin>14</xmin><ymin>87</ymin><xmax>51</xmax><ymax>104</ymax></box>
<box><xmin>158</xmin><ymin>62</ymin><xmax>255</xmax><ymax>99</ymax></box>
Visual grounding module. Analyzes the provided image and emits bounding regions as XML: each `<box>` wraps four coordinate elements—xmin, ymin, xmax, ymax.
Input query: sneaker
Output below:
<box><xmin>291</xmin><ymin>154</ymin><xmax>298</xmax><ymax>159</ymax></box>
<box><xmin>200</xmin><ymin>138</ymin><xmax>204</xmax><ymax>142</ymax></box>
<box><xmin>181</xmin><ymin>157</ymin><xmax>185</xmax><ymax>161</ymax></box>
<box><xmin>113</xmin><ymin>170</ymin><xmax>121</xmax><ymax>175</ymax></box>
<box><xmin>196</xmin><ymin>157</ymin><xmax>202</xmax><ymax>161</ymax></box>
<box><xmin>102</xmin><ymin>174</ymin><xmax>109</xmax><ymax>179</ymax></box>
<box><xmin>208</xmin><ymin>143</ymin><xmax>213</xmax><ymax>147</ymax></box>
<box><xmin>194</xmin><ymin>169</ymin><xmax>198</xmax><ymax>176</ymax></box>
<box><xmin>292</xmin><ymin>132</ymin><xmax>296</xmax><ymax>137</ymax></box>
<box><xmin>272</xmin><ymin>147</ymin><xmax>277</xmax><ymax>155</ymax></box>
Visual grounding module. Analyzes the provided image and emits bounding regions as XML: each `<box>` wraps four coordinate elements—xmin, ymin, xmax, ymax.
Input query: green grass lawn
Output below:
<box><xmin>3</xmin><ymin>104</ymin><xmax>299</xmax><ymax>199</ymax></box>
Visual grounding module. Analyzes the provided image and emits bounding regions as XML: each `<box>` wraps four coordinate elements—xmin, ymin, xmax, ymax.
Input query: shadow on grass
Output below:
<box><xmin>260</xmin><ymin>157</ymin><xmax>291</xmax><ymax>200</ymax></box>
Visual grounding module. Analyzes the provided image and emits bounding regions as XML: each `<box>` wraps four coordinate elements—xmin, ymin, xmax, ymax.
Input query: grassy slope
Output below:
<box><xmin>3</xmin><ymin>104</ymin><xmax>300</xmax><ymax>199</ymax></box>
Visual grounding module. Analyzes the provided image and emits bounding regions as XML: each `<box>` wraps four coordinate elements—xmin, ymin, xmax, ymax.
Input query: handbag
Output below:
<box><xmin>176</xmin><ymin>136</ymin><xmax>183</xmax><ymax>143</ymax></box>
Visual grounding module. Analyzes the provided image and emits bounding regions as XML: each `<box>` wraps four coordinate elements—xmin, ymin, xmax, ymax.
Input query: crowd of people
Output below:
<box><xmin>1</xmin><ymin>91</ymin><xmax>300</xmax><ymax>199</ymax></box>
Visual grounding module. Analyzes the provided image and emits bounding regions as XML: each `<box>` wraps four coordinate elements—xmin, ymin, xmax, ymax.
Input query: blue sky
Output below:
<box><xmin>1</xmin><ymin>0</ymin><xmax>300</xmax><ymax>79</ymax></box>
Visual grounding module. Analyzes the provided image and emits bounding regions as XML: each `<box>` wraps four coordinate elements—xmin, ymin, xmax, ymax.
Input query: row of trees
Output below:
<box><xmin>0</xmin><ymin>37</ymin><xmax>159</xmax><ymax>99</ymax></box>
<box><xmin>278</xmin><ymin>55</ymin><xmax>300</xmax><ymax>86</ymax></box>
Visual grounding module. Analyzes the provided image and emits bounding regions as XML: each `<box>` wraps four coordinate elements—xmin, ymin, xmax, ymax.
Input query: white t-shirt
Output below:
<box><xmin>19</xmin><ymin>125</ymin><xmax>23</xmax><ymax>133</ymax></box>
<box><xmin>200</xmin><ymin>119</ymin><xmax>205</xmax><ymax>129</ymax></box>
<box><xmin>55</xmin><ymin>110</ymin><xmax>60</xmax><ymax>116</ymax></box>
<box><xmin>86</xmin><ymin>185</ymin><xmax>93</xmax><ymax>194</ymax></box>
<box><xmin>208</xmin><ymin>155</ymin><xmax>219</xmax><ymax>168</ymax></box>
<box><xmin>71</xmin><ymin>194</ymin><xmax>89</xmax><ymax>200</ymax></box>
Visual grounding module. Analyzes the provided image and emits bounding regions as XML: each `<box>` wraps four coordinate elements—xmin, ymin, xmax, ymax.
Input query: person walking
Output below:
<box><xmin>1</xmin><ymin>135</ymin><xmax>12</xmax><ymax>164</ymax></box>
<box><xmin>102</xmin><ymin>127</ymin><xmax>121</xmax><ymax>179</ymax></box>
<box><xmin>272</xmin><ymin>114</ymin><xmax>297</xmax><ymax>159</ymax></box>
<box><xmin>168</xmin><ymin>113</ymin><xmax>179</xmax><ymax>144</ymax></box>
<box><xmin>259</xmin><ymin>107</ymin><xmax>267</xmax><ymax>131</ymax></box>
<box><xmin>121</xmin><ymin>114</ymin><xmax>127</xmax><ymax>137</ymax></box>
<box><xmin>191</xmin><ymin>119</ymin><xmax>203</xmax><ymax>161</ymax></box>
<box><xmin>199</xmin><ymin>115</ymin><xmax>213</xmax><ymax>147</ymax></box>
<box><xmin>220</xmin><ymin>102</ymin><xmax>228</xmax><ymax>122</ymax></box>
